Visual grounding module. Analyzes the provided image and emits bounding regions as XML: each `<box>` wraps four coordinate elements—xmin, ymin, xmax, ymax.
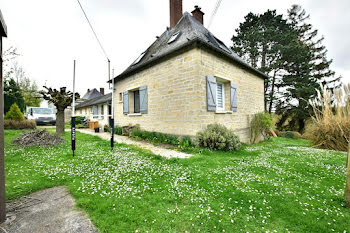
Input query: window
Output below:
<box><xmin>134</xmin><ymin>90</ymin><xmax>140</xmax><ymax>113</ymax></box>
<box><xmin>206</xmin><ymin>75</ymin><xmax>238</xmax><ymax>112</ymax></box>
<box><xmin>123</xmin><ymin>86</ymin><xmax>148</xmax><ymax>115</ymax></box>
<box><xmin>216</xmin><ymin>82</ymin><xmax>225</xmax><ymax>110</ymax></box>
<box><xmin>206</xmin><ymin>33</ymin><xmax>232</xmax><ymax>54</ymax></box>
<box><xmin>132</xmin><ymin>51</ymin><xmax>146</xmax><ymax>65</ymax></box>
<box><xmin>214</xmin><ymin>36</ymin><xmax>232</xmax><ymax>54</ymax></box>
<box><xmin>100</xmin><ymin>105</ymin><xmax>104</xmax><ymax>119</ymax></box>
<box><xmin>168</xmin><ymin>31</ymin><xmax>182</xmax><ymax>44</ymax></box>
<box><xmin>119</xmin><ymin>93</ymin><xmax>123</xmax><ymax>102</ymax></box>
<box><xmin>92</xmin><ymin>105</ymin><xmax>98</xmax><ymax>119</ymax></box>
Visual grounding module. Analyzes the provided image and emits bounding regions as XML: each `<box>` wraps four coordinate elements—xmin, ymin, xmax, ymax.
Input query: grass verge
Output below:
<box><xmin>4</xmin><ymin>130</ymin><xmax>350</xmax><ymax>232</ymax></box>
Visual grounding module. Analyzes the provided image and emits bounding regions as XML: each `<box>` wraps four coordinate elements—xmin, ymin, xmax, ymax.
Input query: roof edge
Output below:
<box><xmin>110</xmin><ymin>38</ymin><xmax>268</xmax><ymax>82</ymax></box>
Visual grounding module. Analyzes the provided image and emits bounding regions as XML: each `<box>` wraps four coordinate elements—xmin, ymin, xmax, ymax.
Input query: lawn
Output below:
<box><xmin>4</xmin><ymin>130</ymin><xmax>350</xmax><ymax>232</ymax></box>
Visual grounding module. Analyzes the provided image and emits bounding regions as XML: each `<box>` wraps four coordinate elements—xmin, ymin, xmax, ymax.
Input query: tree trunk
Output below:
<box><xmin>298</xmin><ymin>118</ymin><xmax>305</xmax><ymax>133</ymax></box>
<box><xmin>0</xmin><ymin>48</ymin><xmax>6</xmax><ymax>223</ymax></box>
<box><xmin>56</xmin><ymin>110</ymin><xmax>65</xmax><ymax>136</ymax></box>
<box><xmin>345</xmin><ymin>140</ymin><xmax>350</xmax><ymax>208</ymax></box>
<box><xmin>268</xmin><ymin>71</ymin><xmax>277</xmax><ymax>114</ymax></box>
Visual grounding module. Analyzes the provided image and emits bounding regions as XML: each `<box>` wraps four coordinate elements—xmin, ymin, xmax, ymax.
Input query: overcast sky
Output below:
<box><xmin>1</xmin><ymin>0</ymin><xmax>349</xmax><ymax>95</ymax></box>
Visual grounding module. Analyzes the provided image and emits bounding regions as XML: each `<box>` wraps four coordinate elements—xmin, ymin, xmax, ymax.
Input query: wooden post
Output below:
<box><xmin>0</xmin><ymin>9</ymin><xmax>7</xmax><ymax>223</ymax></box>
<box><xmin>345</xmin><ymin>140</ymin><xmax>350</xmax><ymax>207</ymax></box>
<box><xmin>0</xmin><ymin>36</ymin><xmax>5</xmax><ymax>223</ymax></box>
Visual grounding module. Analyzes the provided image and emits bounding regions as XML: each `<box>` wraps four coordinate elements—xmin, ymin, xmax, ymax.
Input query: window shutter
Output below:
<box><xmin>139</xmin><ymin>86</ymin><xmax>148</xmax><ymax>114</ymax></box>
<box><xmin>207</xmin><ymin>75</ymin><xmax>217</xmax><ymax>111</ymax></box>
<box><xmin>230</xmin><ymin>82</ymin><xmax>237</xmax><ymax>112</ymax></box>
<box><xmin>123</xmin><ymin>91</ymin><xmax>129</xmax><ymax>115</ymax></box>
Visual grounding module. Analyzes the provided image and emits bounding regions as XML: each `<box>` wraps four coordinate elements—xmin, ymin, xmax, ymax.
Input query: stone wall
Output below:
<box><xmin>113</xmin><ymin>47</ymin><xmax>264</xmax><ymax>143</ymax></box>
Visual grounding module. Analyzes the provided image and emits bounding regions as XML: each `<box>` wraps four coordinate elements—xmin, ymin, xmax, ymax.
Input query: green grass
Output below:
<box><xmin>4</xmin><ymin>130</ymin><xmax>350</xmax><ymax>232</ymax></box>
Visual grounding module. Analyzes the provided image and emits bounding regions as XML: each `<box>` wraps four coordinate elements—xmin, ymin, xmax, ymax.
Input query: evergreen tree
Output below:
<box><xmin>4</xmin><ymin>103</ymin><xmax>24</xmax><ymax>121</ymax></box>
<box><xmin>4</xmin><ymin>78</ymin><xmax>25</xmax><ymax>113</ymax></box>
<box><xmin>231</xmin><ymin>10</ymin><xmax>306</xmax><ymax>114</ymax></box>
<box><xmin>287</xmin><ymin>5</ymin><xmax>341</xmax><ymax>91</ymax></box>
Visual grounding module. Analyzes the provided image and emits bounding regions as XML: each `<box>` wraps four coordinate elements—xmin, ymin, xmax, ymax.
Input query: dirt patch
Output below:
<box><xmin>0</xmin><ymin>186</ymin><xmax>98</xmax><ymax>233</ymax></box>
<box><xmin>12</xmin><ymin>130</ymin><xmax>64</xmax><ymax>147</ymax></box>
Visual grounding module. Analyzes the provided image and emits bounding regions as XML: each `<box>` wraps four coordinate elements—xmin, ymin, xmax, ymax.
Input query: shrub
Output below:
<box><xmin>75</xmin><ymin>116</ymin><xmax>87</xmax><ymax>125</ymax></box>
<box><xmin>76</xmin><ymin>124</ymin><xmax>88</xmax><ymax>129</ymax></box>
<box><xmin>104</xmin><ymin>125</ymin><xmax>110</xmax><ymax>132</ymax></box>
<box><xmin>130</xmin><ymin>128</ymin><xmax>193</xmax><ymax>148</ymax></box>
<box><xmin>305</xmin><ymin>84</ymin><xmax>350</xmax><ymax>151</ymax></box>
<box><xmin>284</xmin><ymin>131</ymin><xmax>295</xmax><ymax>138</ymax></box>
<box><xmin>194</xmin><ymin>123</ymin><xmax>241</xmax><ymax>151</ymax></box>
<box><xmin>4</xmin><ymin>120</ymin><xmax>36</xmax><ymax>129</ymax></box>
<box><xmin>114</xmin><ymin>125</ymin><xmax>123</xmax><ymax>135</ymax></box>
<box><xmin>250</xmin><ymin>112</ymin><xmax>273</xmax><ymax>143</ymax></box>
<box><xmin>5</xmin><ymin>103</ymin><xmax>24</xmax><ymax>121</ymax></box>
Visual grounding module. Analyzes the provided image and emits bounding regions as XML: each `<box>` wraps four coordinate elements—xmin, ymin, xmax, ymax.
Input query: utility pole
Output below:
<box><xmin>110</xmin><ymin>68</ymin><xmax>114</xmax><ymax>150</ymax></box>
<box><xmin>0</xmin><ymin>9</ymin><xmax>8</xmax><ymax>223</ymax></box>
<box><xmin>71</xmin><ymin>60</ymin><xmax>76</xmax><ymax>157</ymax></box>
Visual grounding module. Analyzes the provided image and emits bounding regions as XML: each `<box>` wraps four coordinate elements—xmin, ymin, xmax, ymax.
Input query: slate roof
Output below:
<box><xmin>76</xmin><ymin>93</ymin><xmax>112</xmax><ymax>109</ymax></box>
<box><xmin>81</xmin><ymin>88</ymin><xmax>103</xmax><ymax>100</ymax></box>
<box><xmin>112</xmin><ymin>12</ymin><xmax>268</xmax><ymax>82</ymax></box>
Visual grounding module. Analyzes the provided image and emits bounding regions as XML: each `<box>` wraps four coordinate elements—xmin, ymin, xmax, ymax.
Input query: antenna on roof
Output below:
<box><xmin>207</xmin><ymin>0</ymin><xmax>223</xmax><ymax>29</ymax></box>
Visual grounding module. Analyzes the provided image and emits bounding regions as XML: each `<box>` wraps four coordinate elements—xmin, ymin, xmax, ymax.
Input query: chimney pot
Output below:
<box><xmin>100</xmin><ymin>88</ymin><xmax>104</xmax><ymax>95</ymax></box>
<box><xmin>170</xmin><ymin>0</ymin><xmax>183</xmax><ymax>28</ymax></box>
<box><xmin>88</xmin><ymin>89</ymin><xmax>90</xmax><ymax>92</ymax></box>
<box><xmin>191</xmin><ymin>5</ymin><xmax>205</xmax><ymax>25</ymax></box>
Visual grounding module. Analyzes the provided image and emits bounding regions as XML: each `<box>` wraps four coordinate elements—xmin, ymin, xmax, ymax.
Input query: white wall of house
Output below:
<box><xmin>76</xmin><ymin>103</ymin><xmax>110</xmax><ymax>127</ymax></box>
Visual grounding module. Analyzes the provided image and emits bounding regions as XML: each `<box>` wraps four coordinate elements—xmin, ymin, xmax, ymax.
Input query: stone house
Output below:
<box><xmin>111</xmin><ymin>1</ymin><xmax>267</xmax><ymax>142</ymax></box>
<box><xmin>75</xmin><ymin>88</ymin><xmax>112</xmax><ymax>127</ymax></box>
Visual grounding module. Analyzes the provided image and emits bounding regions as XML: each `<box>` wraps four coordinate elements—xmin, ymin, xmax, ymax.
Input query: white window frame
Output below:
<box><xmin>216</xmin><ymin>82</ymin><xmax>225</xmax><ymax>111</ymax></box>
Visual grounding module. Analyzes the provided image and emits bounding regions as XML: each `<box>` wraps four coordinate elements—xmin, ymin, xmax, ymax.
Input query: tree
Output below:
<box><xmin>4</xmin><ymin>78</ymin><xmax>25</xmax><ymax>113</ymax></box>
<box><xmin>40</xmin><ymin>86</ymin><xmax>79</xmax><ymax>136</ymax></box>
<box><xmin>231</xmin><ymin>10</ymin><xmax>309</xmax><ymax>116</ymax></box>
<box><xmin>4</xmin><ymin>103</ymin><xmax>24</xmax><ymax>121</ymax></box>
<box><xmin>3</xmin><ymin>47</ymin><xmax>41</xmax><ymax>109</ymax></box>
<box><xmin>13</xmin><ymin>62</ymin><xmax>41</xmax><ymax>108</ymax></box>
<box><xmin>287</xmin><ymin>5</ymin><xmax>341</xmax><ymax>91</ymax></box>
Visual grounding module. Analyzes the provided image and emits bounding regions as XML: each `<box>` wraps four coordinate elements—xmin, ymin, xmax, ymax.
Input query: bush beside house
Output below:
<box><xmin>249</xmin><ymin>112</ymin><xmax>272</xmax><ymax>143</ymax></box>
<box><xmin>195</xmin><ymin>123</ymin><xmax>241</xmax><ymax>151</ymax></box>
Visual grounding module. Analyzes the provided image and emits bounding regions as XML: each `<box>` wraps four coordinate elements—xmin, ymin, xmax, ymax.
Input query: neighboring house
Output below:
<box><xmin>75</xmin><ymin>88</ymin><xmax>111</xmax><ymax>126</ymax></box>
<box><xmin>110</xmin><ymin>1</ymin><xmax>267</xmax><ymax>143</ymax></box>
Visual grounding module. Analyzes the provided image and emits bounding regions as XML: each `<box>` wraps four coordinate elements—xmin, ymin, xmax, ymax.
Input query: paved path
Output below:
<box><xmin>0</xmin><ymin>187</ymin><xmax>98</xmax><ymax>233</ymax></box>
<box><xmin>77</xmin><ymin>129</ymin><xmax>193</xmax><ymax>159</ymax></box>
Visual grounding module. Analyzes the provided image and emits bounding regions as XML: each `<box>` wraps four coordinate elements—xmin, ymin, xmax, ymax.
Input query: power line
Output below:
<box><xmin>207</xmin><ymin>0</ymin><xmax>223</xmax><ymax>29</ymax></box>
<box><xmin>76</xmin><ymin>0</ymin><xmax>109</xmax><ymax>61</ymax></box>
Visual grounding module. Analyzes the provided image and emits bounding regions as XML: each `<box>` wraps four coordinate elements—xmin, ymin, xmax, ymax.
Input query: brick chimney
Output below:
<box><xmin>191</xmin><ymin>5</ymin><xmax>204</xmax><ymax>25</ymax></box>
<box><xmin>170</xmin><ymin>0</ymin><xmax>183</xmax><ymax>28</ymax></box>
<box><xmin>100</xmin><ymin>88</ymin><xmax>104</xmax><ymax>95</ymax></box>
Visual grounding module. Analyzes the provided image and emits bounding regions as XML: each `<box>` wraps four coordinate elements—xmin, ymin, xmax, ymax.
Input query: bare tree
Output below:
<box><xmin>40</xmin><ymin>86</ymin><xmax>79</xmax><ymax>136</ymax></box>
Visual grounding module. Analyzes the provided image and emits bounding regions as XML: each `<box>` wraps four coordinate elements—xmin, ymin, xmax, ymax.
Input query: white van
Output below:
<box><xmin>26</xmin><ymin>107</ymin><xmax>56</xmax><ymax>125</ymax></box>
